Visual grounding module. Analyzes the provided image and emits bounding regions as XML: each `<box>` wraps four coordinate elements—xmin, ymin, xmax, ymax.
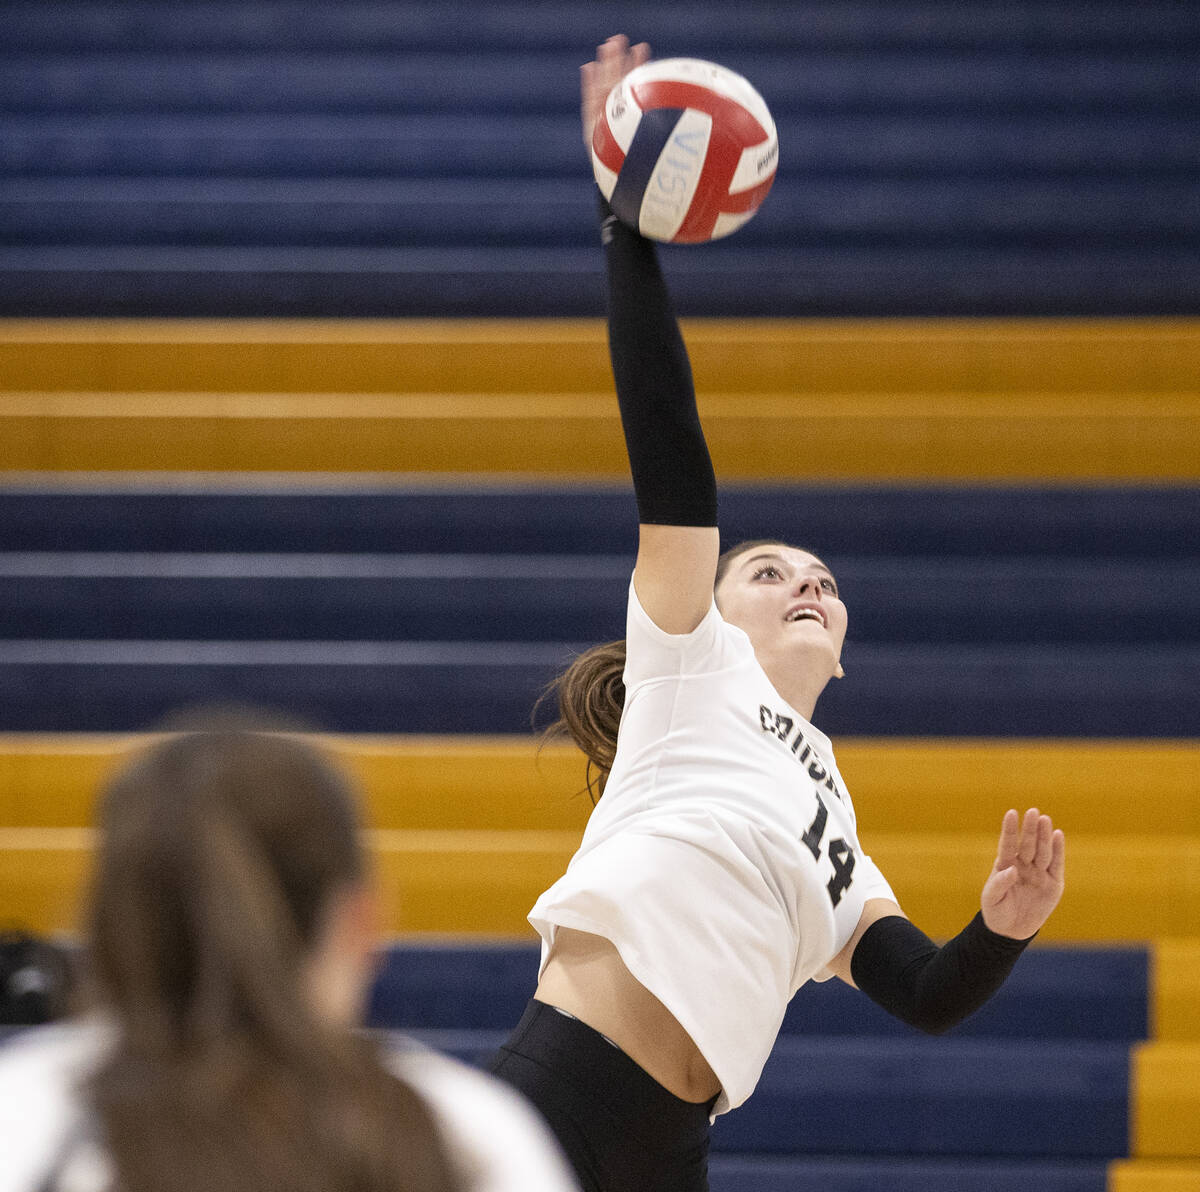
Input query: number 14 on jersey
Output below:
<box><xmin>802</xmin><ymin>791</ymin><xmax>855</xmax><ymax>907</ymax></box>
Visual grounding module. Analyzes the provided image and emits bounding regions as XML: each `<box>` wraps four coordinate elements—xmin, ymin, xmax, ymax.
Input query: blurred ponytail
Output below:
<box><xmin>538</xmin><ymin>641</ymin><xmax>627</xmax><ymax>802</ymax></box>
<box><xmin>86</xmin><ymin>730</ymin><xmax>459</xmax><ymax>1192</ymax></box>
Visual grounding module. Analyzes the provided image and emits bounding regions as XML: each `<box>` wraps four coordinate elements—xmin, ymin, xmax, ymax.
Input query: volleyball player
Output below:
<box><xmin>0</xmin><ymin>727</ymin><xmax>579</xmax><ymax>1192</ymax></box>
<box><xmin>487</xmin><ymin>36</ymin><xmax>1066</xmax><ymax>1192</ymax></box>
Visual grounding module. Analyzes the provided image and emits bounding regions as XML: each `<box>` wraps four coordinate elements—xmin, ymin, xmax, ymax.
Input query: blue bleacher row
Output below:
<box><xmin>1</xmin><ymin>641</ymin><xmax>1196</xmax><ymax>736</ymax></box>
<box><xmin>422</xmin><ymin>1028</ymin><xmax>1127</xmax><ymax>1159</ymax></box>
<box><xmin>4</xmin><ymin>114</ymin><xmax>1197</xmax><ymax>179</ymax></box>
<box><xmin>1</xmin><ymin>482</ymin><xmax>1195</xmax><ymax>733</ymax></box>
<box><xmin>4</xmin><ymin>1</ymin><xmax>1196</xmax><ymax>315</ymax></box>
<box><xmin>368</xmin><ymin>940</ymin><xmax>1146</xmax><ymax>1039</ymax></box>
<box><xmin>4</xmin><ymin>176</ymin><xmax>1197</xmax><ymax>248</ymax></box>
<box><xmin>5</xmin><ymin>243</ymin><xmax>1198</xmax><ymax>316</ymax></box>
<box><xmin>369</xmin><ymin>942</ymin><xmax>1137</xmax><ymax>1165</ymax></box>
<box><xmin>2</xmin><ymin>485</ymin><xmax>1194</xmax><ymax>559</ymax></box>
<box><xmin>0</xmin><ymin>938</ymin><xmax>1140</xmax><ymax>1189</ymax></box>
<box><xmin>705</xmin><ymin>1157</ymin><xmax>1110</xmax><ymax>1192</ymax></box>
<box><xmin>3</xmin><ymin>51</ymin><xmax>1197</xmax><ymax>115</ymax></box>
<box><xmin>2</xmin><ymin>554</ymin><xmax>1199</xmax><ymax>646</ymax></box>
<box><xmin>5</xmin><ymin>1</ymin><xmax>1195</xmax><ymax>53</ymax></box>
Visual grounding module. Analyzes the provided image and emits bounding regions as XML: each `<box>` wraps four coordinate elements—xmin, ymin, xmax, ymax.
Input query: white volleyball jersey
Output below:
<box><xmin>0</xmin><ymin>1020</ymin><xmax>580</xmax><ymax>1192</ymax></box>
<box><xmin>529</xmin><ymin>580</ymin><xmax>895</xmax><ymax>1116</ymax></box>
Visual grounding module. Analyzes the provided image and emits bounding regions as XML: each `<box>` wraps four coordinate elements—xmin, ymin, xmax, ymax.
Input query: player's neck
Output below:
<box><xmin>756</xmin><ymin>647</ymin><xmax>832</xmax><ymax>722</ymax></box>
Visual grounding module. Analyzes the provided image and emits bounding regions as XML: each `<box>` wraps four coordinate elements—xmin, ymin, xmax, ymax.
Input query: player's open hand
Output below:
<box><xmin>980</xmin><ymin>809</ymin><xmax>1065</xmax><ymax>940</ymax></box>
<box><xmin>581</xmin><ymin>34</ymin><xmax>650</xmax><ymax>148</ymax></box>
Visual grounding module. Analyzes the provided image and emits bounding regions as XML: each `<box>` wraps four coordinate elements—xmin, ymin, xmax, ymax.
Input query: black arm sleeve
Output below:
<box><xmin>849</xmin><ymin>913</ymin><xmax>1033</xmax><ymax>1035</ymax></box>
<box><xmin>600</xmin><ymin>197</ymin><xmax>718</xmax><ymax>527</ymax></box>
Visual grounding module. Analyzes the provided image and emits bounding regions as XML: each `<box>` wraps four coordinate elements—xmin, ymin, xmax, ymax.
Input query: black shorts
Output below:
<box><xmin>488</xmin><ymin>999</ymin><xmax>717</xmax><ymax>1192</ymax></box>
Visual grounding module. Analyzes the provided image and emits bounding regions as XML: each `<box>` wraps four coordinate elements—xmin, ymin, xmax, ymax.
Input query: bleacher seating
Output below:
<box><xmin>2</xmin><ymin>324</ymin><xmax>1199</xmax><ymax>1192</ymax></box>
<box><xmin>3</xmin><ymin>2</ymin><xmax>1200</xmax><ymax>1187</ymax></box>
<box><xmin>0</xmin><ymin>478</ymin><xmax>1198</xmax><ymax>737</ymax></box>
<box><xmin>2</xmin><ymin>1</ymin><xmax>1198</xmax><ymax>315</ymax></box>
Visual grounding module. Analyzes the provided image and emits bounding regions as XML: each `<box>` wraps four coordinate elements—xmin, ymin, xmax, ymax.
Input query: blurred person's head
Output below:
<box><xmin>85</xmin><ymin>725</ymin><xmax>458</xmax><ymax>1192</ymax></box>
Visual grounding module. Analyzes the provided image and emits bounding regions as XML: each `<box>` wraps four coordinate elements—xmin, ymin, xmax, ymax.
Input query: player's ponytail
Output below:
<box><xmin>85</xmin><ymin>729</ymin><xmax>460</xmax><ymax>1192</ymax></box>
<box><xmin>539</xmin><ymin>640</ymin><xmax>627</xmax><ymax>801</ymax></box>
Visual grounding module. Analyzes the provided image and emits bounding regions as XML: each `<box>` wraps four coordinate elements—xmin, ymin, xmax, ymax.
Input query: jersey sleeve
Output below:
<box><xmin>810</xmin><ymin>850</ymin><xmax>899</xmax><ymax>983</ymax></box>
<box><xmin>623</xmin><ymin>576</ymin><xmax>746</xmax><ymax>689</ymax></box>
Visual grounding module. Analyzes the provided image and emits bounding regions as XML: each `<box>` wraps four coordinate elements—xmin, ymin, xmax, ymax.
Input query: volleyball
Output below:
<box><xmin>591</xmin><ymin>57</ymin><xmax>778</xmax><ymax>244</ymax></box>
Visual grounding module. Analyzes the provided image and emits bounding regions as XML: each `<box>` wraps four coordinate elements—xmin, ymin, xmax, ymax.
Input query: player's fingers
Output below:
<box><xmin>598</xmin><ymin>34</ymin><xmax>628</xmax><ymax>84</ymax></box>
<box><xmin>1034</xmin><ymin>814</ymin><xmax>1055</xmax><ymax>870</ymax></box>
<box><xmin>1048</xmin><ymin>829</ymin><xmax>1066</xmax><ymax>883</ymax></box>
<box><xmin>989</xmin><ymin>863</ymin><xmax>1019</xmax><ymax>897</ymax></box>
<box><xmin>1017</xmin><ymin>808</ymin><xmax>1040</xmax><ymax>865</ymax></box>
<box><xmin>994</xmin><ymin>808</ymin><xmax>1019</xmax><ymax>869</ymax></box>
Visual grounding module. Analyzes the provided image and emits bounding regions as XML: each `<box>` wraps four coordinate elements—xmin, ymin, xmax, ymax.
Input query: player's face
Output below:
<box><xmin>715</xmin><ymin>546</ymin><xmax>848</xmax><ymax>679</ymax></box>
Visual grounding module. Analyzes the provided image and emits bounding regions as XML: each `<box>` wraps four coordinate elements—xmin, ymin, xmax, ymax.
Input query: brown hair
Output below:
<box><xmin>543</xmin><ymin>539</ymin><xmax>811</xmax><ymax>800</ymax></box>
<box><xmin>537</xmin><ymin>640</ymin><xmax>627</xmax><ymax>802</ymax></box>
<box><xmin>85</xmin><ymin>729</ymin><xmax>459</xmax><ymax>1192</ymax></box>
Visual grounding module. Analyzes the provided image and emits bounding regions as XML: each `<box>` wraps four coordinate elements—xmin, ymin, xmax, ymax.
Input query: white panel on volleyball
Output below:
<box><xmin>639</xmin><ymin>108</ymin><xmax>713</xmax><ymax>242</ymax></box>
<box><xmin>592</xmin><ymin>153</ymin><xmax>619</xmax><ymax>201</ymax></box>
<box><xmin>605</xmin><ymin>80</ymin><xmax>643</xmax><ymax>154</ymax></box>
<box><xmin>729</xmin><ymin>133</ymin><xmax>779</xmax><ymax>194</ymax></box>
<box><xmin>710</xmin><ymin>210</ymin><xmax>758</xmax><ymax>240</ymax></box>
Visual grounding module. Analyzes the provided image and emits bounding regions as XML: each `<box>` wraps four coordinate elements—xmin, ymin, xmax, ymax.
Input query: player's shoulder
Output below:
<box><xmin>625</xmin><ymin>576</ymin><xmax>753</xmax><ymax>676</ymax></box>
<box><xmin>0</xmin><ymin>1020</ymin><xmax>104</xmax><ymax>1087</ymax></box>
<box><xmin>0</xmin><ymin>1022</ymin><xmax>110</xmax><ymax>1192</ymax></box>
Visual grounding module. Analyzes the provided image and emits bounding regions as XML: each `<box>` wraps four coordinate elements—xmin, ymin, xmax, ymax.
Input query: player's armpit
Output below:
<box><xmin>826</xmin><ymin>897</ymin><xmax>905</xmax><ymax>987</ymax></box>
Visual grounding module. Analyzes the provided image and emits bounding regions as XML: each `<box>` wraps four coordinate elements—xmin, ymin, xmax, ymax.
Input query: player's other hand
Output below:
<box><xmin>980</xmin><ymin>808</ymin><xmax>1065</xmax><ymax>940</ymax></box>
<box><xmin>581</xmin><ymin>34</ymin><xmax>650</xmax><ymax>148</ymax></box>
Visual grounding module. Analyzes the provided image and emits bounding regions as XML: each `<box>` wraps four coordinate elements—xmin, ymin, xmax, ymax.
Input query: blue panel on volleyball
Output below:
<box><xmin>607</xmin><ymin>106</ymin><xmax>687</xmax><ymax>232</ymax></box>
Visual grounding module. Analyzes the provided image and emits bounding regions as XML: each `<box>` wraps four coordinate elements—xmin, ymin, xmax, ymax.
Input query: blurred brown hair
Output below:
<box><xmin>86</xmin><ymin>728</ymin><xmax>458</xmax><ymax>1192</ymax></box>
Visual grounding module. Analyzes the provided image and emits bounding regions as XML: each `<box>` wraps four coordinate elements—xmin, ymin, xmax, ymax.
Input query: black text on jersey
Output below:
<box><xmin>757</xmin><ymin>705</ymin><xmax>843</xmax><ymax>800</ymax></box>
<box><xmin>758</xmin><ymin>703</ymin><xmax>856</xmax><ymax>906</ymax></box>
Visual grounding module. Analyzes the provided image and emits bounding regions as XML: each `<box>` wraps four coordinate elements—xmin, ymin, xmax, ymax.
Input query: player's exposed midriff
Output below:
<box><xmin>535</xmin><ymin>926</ymin><xmax>722</xmax><ymax>1104</ymax></box>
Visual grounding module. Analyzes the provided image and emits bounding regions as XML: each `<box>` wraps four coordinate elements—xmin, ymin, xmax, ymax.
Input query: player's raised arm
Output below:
<box><xmin>584</xmin><ymin>36</ymin><xmax>720</xmax><ymax>636</ymax></box>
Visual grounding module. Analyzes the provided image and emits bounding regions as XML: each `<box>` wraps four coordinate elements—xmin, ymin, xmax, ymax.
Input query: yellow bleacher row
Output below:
<box><xmin>5</xmin><ymin>734</ymin><xmax>1199</xmax><ymax>834</ymax></box>
<box><xmin>5</xmin><ymin>318</ymin><xmax>1198</xmax><ymax>392</ymax></box>
<box><xmin>1</xmin><ymin>318</ymin><xmax>1197</xmax><ymax>478</ymax></box>
<box><xmin>7</xmin><ymin>823</ymin><xmax>1200</xmax><ymax>944</ymax></box>
<box><xmin>1110</xmin><ymin>1164</ymin><xmax>1200</xmax><ymax>1192</ymax></box>
<box><xmin>2</xmin><ymin>734</ymin><xmax>1199</xmax><ymax>948</ymax></box>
